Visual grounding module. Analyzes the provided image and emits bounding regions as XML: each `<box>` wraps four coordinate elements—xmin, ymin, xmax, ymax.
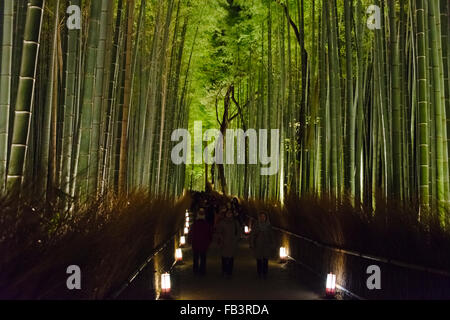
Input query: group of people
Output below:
<box><xmin>187</xmin><ymin>192</ymin><xmax>275</xmax><ymax>279</ymax></box>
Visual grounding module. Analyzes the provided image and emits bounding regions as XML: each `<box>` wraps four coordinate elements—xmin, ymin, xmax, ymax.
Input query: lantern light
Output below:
<box><xmin>244</xmin><ymin>226</ymin><xmax>250</xmax><ymax>234</ymax></box>
<box><xmin>184</xmin><ymin>227</ymin><xmax>189</xmax><ymax>234</ymax></box>
<box><xmin>175</xmin><ymin>248</ymin><xmax>183</xmax><ymax>262</ymax></box>
<box><xmin>326</xmin><ymin>273</ymin><xmax>336</xmax><ymax>297</ymax></box>
<box><xmin>186</xmin><ymin>216</ymin><xmax>190</xmax><ymax>223</ymax></box>
<box><xmin>180</xmin><ymin>236</ymin><xmax>186</xmax><ymax>246</ymax></box>
<box><xmin>161</xmin><ymin>273</ymin><xmax>171</xmax><ymax>295</ymax></box>
<box><xmin>279</xmin><ymin>247</ymin><xmax>288</xmax><ymax>261</ymax></box>
<box><xmin>185</xmin><ymin>221</ymin><xmax>189</xmax><ymax>228</ymax></box>
<box><xmin>185</xmin><ymin>210</ymin><xmax>189</xmax><ymax>218</ymax></box>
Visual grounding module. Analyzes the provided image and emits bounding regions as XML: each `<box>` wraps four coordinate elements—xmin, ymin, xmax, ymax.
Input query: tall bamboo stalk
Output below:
<box><xmin>61</xmin><ymin>0</ymin><xmax>80</xmax><ymax>203</ymax></box>
<box><xmin>118</xmin><ymin>0</ymin><xmax>135</xmax><ymax>194</ymax></box>
<box><xmin>429</xmin><ymin>0</ymin><xmax>447</xmax><ymax>217</ymax></box>
<box><xmin>390</xmin><ymin>0</ymin><xmax>402</xmax><ymax>199</ymax></box>
<box><xmin>39</xmin><ymin>0</ymin><xmax>60</xmax><ymax>197</ymax></box>
<box><xmin>89</xmin><ymin>0</ymin><xmax>111</xmax><ymax>195</ymax></box>
<box><xmin>0</xmin><ymin>0</ymin><xmax>14</xmax><ymax>193</ymax></box>
<box><xmin>6</xmin><ymin>0</ymin><xmax>45</xmax><ymax>193</ymax></box>
<box><xmin>100</xmin><ymin>0</ymin><xmax>124</xmax><ymax>193</ymax></box>
<box><xmin>416</xmin><ymin>0</ymin><xmax>430</xmax><ymax>209</ymax></box>
<box><xmin>76</xmin><ymin>0</ymin><xmax>102</xmax><ymax>200</ymax></box>
<box><xmin>344</xmin><ymin>0</ymin><xmax>355</xmax><ymax>197</ymax></box>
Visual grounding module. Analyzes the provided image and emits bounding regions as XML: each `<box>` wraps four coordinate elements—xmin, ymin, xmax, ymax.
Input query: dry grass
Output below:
<box><xmin>241</xmin><ymin>193</ymin><xmax>450</xmax><ymax>272</ymax></box>
<box><xmin>0</xmin><ymin>191</ymin><xmax>189</xmax><ymax>299</ymax></box>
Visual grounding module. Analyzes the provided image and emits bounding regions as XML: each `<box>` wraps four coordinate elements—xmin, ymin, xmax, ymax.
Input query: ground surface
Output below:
<box><xmin>169</xmin><ymin>239</ymin><xmax>322</xmax><ymax>300</ymax></box>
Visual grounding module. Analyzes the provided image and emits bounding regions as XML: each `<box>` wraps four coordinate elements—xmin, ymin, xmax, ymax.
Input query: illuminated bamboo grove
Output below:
<box><xmin>0</xmin><ymin>0</ymin><xmax>191</xmax><ymax>206</ymax></box>
<box><xmin>190</xmin><ymin>0</ymin><xmax>450</xmax><ymax>225</ymax></box>
<box><xmin>0</xmin><ymin>1</ymin><xmax>449</xmax><ymax>224</ymax></box>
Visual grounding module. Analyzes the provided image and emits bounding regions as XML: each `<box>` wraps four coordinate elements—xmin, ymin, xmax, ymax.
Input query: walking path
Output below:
<box><xmin>169</xmin><ymin>240</ymin><xmax>322</xmax><ymax>300</ymax></box>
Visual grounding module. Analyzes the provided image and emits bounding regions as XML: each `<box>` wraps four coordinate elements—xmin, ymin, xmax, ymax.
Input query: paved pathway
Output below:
<box><xmin>169</xmin><ymin>239</ymin><xmax>322</xmax><ymax>300</ymax></box>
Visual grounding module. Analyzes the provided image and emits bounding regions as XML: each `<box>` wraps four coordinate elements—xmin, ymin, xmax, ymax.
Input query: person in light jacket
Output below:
<box><xmin>249</xmin><ymin>211</ymin><xmax>275</xmax><ymax>278</ymax></box>
<box><xmin>216</xmin><ymin>209</ymin><xmax>242</xmax><ymax>276</ymax></box>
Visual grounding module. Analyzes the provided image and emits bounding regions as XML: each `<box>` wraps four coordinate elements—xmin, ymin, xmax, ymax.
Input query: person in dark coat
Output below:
<box><xmin>249</xmin><ymin>211</ymin><xmax>275</xmax><ymax>278</ymax></box>
<box><xmin>188</xmin><ymin>209</ymin><xmax>213</xmax><ymax>275</ymax></box>
<box><xmin>205</xmin><ymin>199</ymin><xmax>216</xmax><ymax>227</ymax></box>
<box><xmin>216</xmin><ymin>209</ymin><xmax>242</xmax><ymax>276</ymax></box>
<box><xmin>231</xmin><ymin>197</ymin><xmax>244</xmax><ymax>226</ymax></box>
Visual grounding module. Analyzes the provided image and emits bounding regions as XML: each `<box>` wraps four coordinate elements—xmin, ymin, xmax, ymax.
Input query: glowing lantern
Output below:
<box><xmin>161</xmin><ymin>273</ymin><xmax>171</xmax><ymax>295</ymax></box>
<box><xmin>185</xmin><ymin>221</ymin><xmax>189</xmax><ymax>228</ymax></box>
<box><xmin>175</xmin><ymin>248</ymin><xmax>183</xmax><ymax>262</ymax></box>
<box><xmin>184</xmin><ymin>227</ymin><xmax>189</xmax><ymax>234</ymax></box>
<box><xmin>326</xmin><ymin>273</ymin><xmax>336</xmax><ymax>297</ymax></box>
<box><xmin>186</xmin><ymin>216</ymin><xmax>190</xmax><ymax>223</ymax></box>
<box><xmin>180</xmin><ymin>236</ymin><xmax>186</xmax><ymax>246</ymax></box>
<box><xmin>279</xmin><ymin>247</ymin><xmax>288</xmax><ymax>261</ymax></box>
<box><xmin>244</xmin><ymin>226</ymin><xmax>250</xmax><ymax>234</ymax></box>
<box><xmin>185</xmin><ymin>210</ymin><xmax>189</xmax><ymax>218</ymax></box>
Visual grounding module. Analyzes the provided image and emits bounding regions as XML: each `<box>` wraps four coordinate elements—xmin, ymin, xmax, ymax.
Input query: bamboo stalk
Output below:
<box><xmin>0</xmin><ymin>0</ymin><xmax>14</xmax><ymax>193</ymax></box>
<box><xmin>6</xmin><ymin>0</ymin><xmax>46</xmax><ymax>193</ymax></box>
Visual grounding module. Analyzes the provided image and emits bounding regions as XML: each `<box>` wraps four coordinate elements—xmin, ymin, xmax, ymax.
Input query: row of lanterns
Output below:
<box><xmin>161</xmin><ymin>210</ymin><xmax>337</xmax><ymax>299</ymax></box>
<box><xmin>184</xmin><ymin>210</ymin><xmax>190</xmax><ymax>235</ymax></box>
<box><xmin>178</xmin><ymin>210</ymin><xmax>191</xmax><ymax>261</ymax></box>
<box><xmin>160</xmin><ymin>210</ymin><xmax>190</xmax><ymax>298</ymax></box>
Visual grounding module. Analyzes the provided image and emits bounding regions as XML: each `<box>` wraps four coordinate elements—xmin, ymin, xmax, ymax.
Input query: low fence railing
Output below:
<box><xmin>270</xmin><ymin>226</ymin><xmax>450</xmax><ymax>278</ymax></box>
<box><xmin>247</xmin><ymin>215</ymin><xmax>450</xmax><ymax>299</ymax></box>
<box><xmin>109</xmin><ymin>230</ymin><xmax>180</xmax><ymax>299</ymax></box>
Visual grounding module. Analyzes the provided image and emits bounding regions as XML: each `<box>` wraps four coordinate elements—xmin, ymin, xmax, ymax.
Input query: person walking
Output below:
<box><xmin>188</xmin><ymin>209</ymin><xmax>213</xmax><ymax>275</ymax></box>
<box><xmin>216</xmin><ymin>209</ymin><xmax>241</xmax><ymax>277</ymax></box>
<box><xmin>205</xmin><ymin>199</ymin><xmax>216</xmax><ymax>227</ymax></box>
<box><xmin>214</xmin><ymin>206</ymin><xmax>226</xmax><ymax>229</ymax></box>
<box><xmin>250</xmin><ymin>211</ymin><xmax>275</xmax><ymax>279</ymax></box>
<box><xmin>231</xmin><ymin>197</ymin><xmax>245</xmax><ymax>227</ymax></box>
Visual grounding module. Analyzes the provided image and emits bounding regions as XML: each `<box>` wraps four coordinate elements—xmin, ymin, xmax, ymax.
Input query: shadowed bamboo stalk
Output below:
<box><xmin>61</xmin><ymin>0</ymin><xmax>81</xmax><ymax>204</ymax></box>
<box><xmin>390</xmin><ymin>0</ymin><xmax>403</xmax><ymax>200</ymax></box>
<box><xmin>429</xmin><ymin>0</ymin><xmax>448</xmax><ymax>222</ymax></box>
<box><xmin>76</xmin><ymin>0</ymin><xmax>102</xmax><ymax>200</ymax></box>
<box><xmin>0</xmin><ymin>0</ymin><xmax>13</xmax><ymax>193</ymax></box>
<box><xmin>39</xmin><ymin>0</ymin><xmax>60</xmax><ymax>197</ymax></box>
<box><xmin>100</xmin><ymin>0</ymin><xmax>124</xmax><ymax>194</ymax></box>
<box><xmin>344</xmin><ymin>0</ymin><xmax>355</xmax><ymax>198</ymax></box>
<box><xmin>118</xmin><ymin>0</ymin><xmax>135</xmax><ymax>194</ymax></box>
<box><xmin>89</xmin><ymin>0</ymin><xmax>112</xmax><ymax>195</ymax></box>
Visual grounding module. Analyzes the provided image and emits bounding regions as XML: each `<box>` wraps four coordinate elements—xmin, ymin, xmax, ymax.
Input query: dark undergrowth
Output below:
<box><xmin>242</xmin><ymin>193</ymin><xmax>450</xmax><ymax>272</ymax></box>
<box><xmin>0</xmin><ymin>191</ymin><xmax>190</xmax><ymax>299</ymax></box>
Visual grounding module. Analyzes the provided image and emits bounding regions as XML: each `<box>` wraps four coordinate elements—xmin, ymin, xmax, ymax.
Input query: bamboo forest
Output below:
<box><xmin>1</xmin><ymin>0</ymin><xmax>450</xmax><ymax>301</ymax></box>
